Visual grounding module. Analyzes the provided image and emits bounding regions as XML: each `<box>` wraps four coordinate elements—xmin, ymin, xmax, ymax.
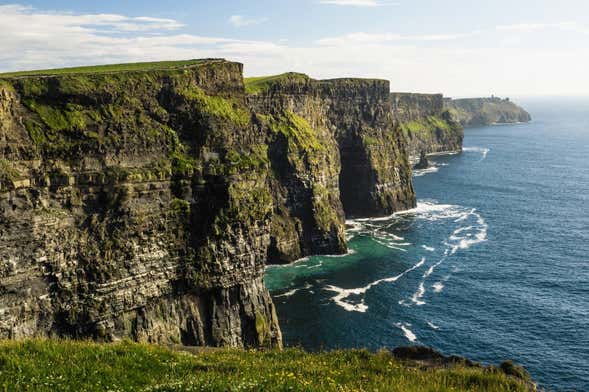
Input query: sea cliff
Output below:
<box><xmin>390</xmin><ymin>92</ymin><xmax>464</xmax><ymax>160</ymax></box>
<box><xmin>0</xmin><ymin>61</ymin><xmax>416</xmax><ymax>347</ymax></box>
<box><xmin>445</xmin><ymin>96</ymin><xmax>531</xmax><ymax>127</ymax></box>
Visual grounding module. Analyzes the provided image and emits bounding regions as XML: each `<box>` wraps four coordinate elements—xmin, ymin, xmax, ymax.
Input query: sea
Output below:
<box><xmin>264</xmin><ymin>97</ymin><xmax>589</xmax><ymax>391</ymax></box>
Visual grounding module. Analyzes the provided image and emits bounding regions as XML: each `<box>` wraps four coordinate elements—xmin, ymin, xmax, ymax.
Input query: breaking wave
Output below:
<box><xmin>326</xmin><ymin>200</ymin><xmax>487</xmax><ymax>312</ymax></box>
<box><xmin>396</xmin><ymin>323</ymin><xmax>417</xmax><ymax>342</ymax></box>
<box><xmin>463</xmin><ymin>146</ymin><xmax>490</xmax><ymax>162</ymax></box>
<box><xmin>324</xmin><ymin>258</ymin><xmax>426</xmax><ymax>312</ymax></box>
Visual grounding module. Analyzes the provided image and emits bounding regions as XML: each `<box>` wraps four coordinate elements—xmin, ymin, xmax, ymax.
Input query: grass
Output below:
<box><xmin>0</xmin><ymin>339</ymin><xmax>531</xmax><ymax>392</ymax></box>
<box><xmin>177</xmin><ymin>85</ymin><xmax>251</xmax><ymax>127</ymax></box>
<box><xmin>0</xmin><ymin>59</ymin><xmax>224</xmax><ymax>78</ymax></box>
<box><xmin>260</xmin><ymin>111</ymin><xmax>324</xmax><ymax>153</ymax></box>
<box><xmin>244</xmin><ymin>72</ymin><xmax>309</xmax><ymax>94</ymax></box>
<box><xmin>400</xmin><ymin>112</ymin><xmax>461</xmax><ymax>139</ymax></box>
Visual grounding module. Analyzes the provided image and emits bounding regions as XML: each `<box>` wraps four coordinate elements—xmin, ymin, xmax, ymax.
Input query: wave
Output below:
<box><xmin>405</xmin><ymin>201</ymin><xmax>487</xmax><ymax>306</ymax></box>
<box><xmin>463</xmin><ymin>146</ymin><xmax>490</xmax><ymax>162</ymax></box>
<box><xmin>274</xmin><ymin>199</ymin><xmax>488</xmax><ymax>319</ymax></box>
<box><xmin>427</xmin><ymin>321</ymin><xmax>440</xmax><ymax>330</ymax></box>
<box><xmin>396</xmin><ymin>323</ymin><xmax>417</xmax><ymax>342</ymax></box>
<box><xmin>324</xmin><ymin>249</ymin><xmax>357</xmax><ymax>258</ymax></box>
<box><xmin>413</xmin><ymin>165</ymin><xmax>439</xmax><ymax>177</ymax></box>
<box><xmin>274</xmin><ymin>288</ymin><xmax>299</xmax><ymax>298</ymax></box>
<box><xmin>324</xmin><ymin>258</ymin><xmax>426</xmax><ymax>313</ymax></box>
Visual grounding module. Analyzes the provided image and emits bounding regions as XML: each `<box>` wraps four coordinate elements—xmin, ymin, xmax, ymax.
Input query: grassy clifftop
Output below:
<box><xmin>0</xmin><ymin>340</ymin><xmax>533</xmax><ymax>392</ymax></box>
<box><xmin>0</xmin><ymin>59</ymin><xmax>225</xmax><ymax>78</ymax></box>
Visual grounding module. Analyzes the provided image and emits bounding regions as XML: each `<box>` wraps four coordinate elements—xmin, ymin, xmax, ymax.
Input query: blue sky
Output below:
<box><xmin>1</xmin><ymin>0</ymin><xmax>589</xmax><ymax>96</ymax></box>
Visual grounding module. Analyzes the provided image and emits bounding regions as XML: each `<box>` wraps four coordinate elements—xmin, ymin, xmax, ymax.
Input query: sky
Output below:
<box><xmin>1</xmin><ymin>0</ymin><xmax>589</xmax><ymax>97</ymax></box>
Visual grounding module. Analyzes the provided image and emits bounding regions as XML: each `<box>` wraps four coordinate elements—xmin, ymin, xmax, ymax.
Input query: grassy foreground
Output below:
<box><xmin>0</xmin><ymin>340</ymin><xmax>531</xmax><ymax>392</ymax></box>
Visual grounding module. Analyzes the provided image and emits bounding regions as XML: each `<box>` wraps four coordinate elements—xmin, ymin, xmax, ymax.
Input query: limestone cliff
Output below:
<box><xmin>0</xmin><ymin>60</ymin><xmax>284</xmax><ymax>347</ymax></box>
<box><xmin>0</xmin><ymin>61</ymin><xmax>416</xmax><ymax>347</ymax></box>
<box><xmin>390</xmin><ymin>93</ymin><xmax>463</xmax><ymax>160</ymax></box>
<box><xmin>445</xmin><ymin>97</ymin><xmax>531</xmax><ymax>127</ymax></box>
<box><xmin>247</xmin><ymin>73</ymin><xmax>415</xmax><ymax>220</ymax></box>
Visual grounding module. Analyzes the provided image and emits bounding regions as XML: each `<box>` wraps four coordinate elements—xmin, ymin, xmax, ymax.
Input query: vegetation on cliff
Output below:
<box><xmin>0</xmin><ymin>340</ymin><xmax>532</xmax><ymax>392</ymax></box>
<box><xmin>244</xmin><ymin>72</ymin><xmax>309</xmax><ymax>94</ymax></box>
<box><xmin>0</xmin><ymin>59</ymin><xmax>221</xmax><ymax>78</ymax></box>
<box><xmin>390</xmin><ymin>93</ymin><xmax>463</xmax><ymax>160</ymax></box>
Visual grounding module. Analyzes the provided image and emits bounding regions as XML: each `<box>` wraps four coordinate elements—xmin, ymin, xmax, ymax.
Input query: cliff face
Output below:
<box><xmin>445</xmin><ymin>97</ymin><xmax>531</xmax><ymax>127</ymax></box>
<box><xmin>248</xmin><ymin>74</ymin><xmax>415</xmax><ymax>220</ymax></box>
<box><xmin>0</xmin><ymin>61</ymin><xmax>416</xmax><ymax>347</ymax></box>
<box><xmin>390</xmin><ymin>93</ymin><xmax>463</xmax><ymax>160</ymax></box>
<box><xmin>0</xmin><ymin>60</ymin><xmax>284</xmax><ymax>347</ymax></box>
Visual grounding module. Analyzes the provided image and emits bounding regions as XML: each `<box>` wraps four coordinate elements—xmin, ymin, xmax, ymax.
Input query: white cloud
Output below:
<box><xmin>496</xmin><ymin>21</ymin><xmax>589</xmax><ymax>35</ymax></box>
<box><xmin>0</xmin><ymin>5</ymin><xmax>588</xmax><ymax>96</ymax></box>
<box><xmin>0</xmin><ymin>4</ymin><xmax>275</xmax><ymax>71</ymax></box>
<box><xmin>319</xmin><ymin>0</ymin><xmax>397</xmax><ymax>7</ymax></box>
<box><xmin>317</xmin><ymin>31</ymin><xmax>479</xmax><ymax>46</ymax></box>
<box><xmin>228</xmin><ymin>15</ymin><xmax>268</xmax><ymax>27</ymax></box>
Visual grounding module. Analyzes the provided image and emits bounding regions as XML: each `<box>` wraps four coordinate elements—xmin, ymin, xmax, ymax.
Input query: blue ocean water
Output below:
<box><xmin>264</xmin><ymin>97</ymin><xmax>589</xmax><ymax>391</ymax></box>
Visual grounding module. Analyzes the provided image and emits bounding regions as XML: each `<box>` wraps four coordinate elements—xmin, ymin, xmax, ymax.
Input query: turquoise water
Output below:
<box><xmin>265</xmin><ymin>98</ymin><xmax>589</xmax><ymax>391</ymax></box>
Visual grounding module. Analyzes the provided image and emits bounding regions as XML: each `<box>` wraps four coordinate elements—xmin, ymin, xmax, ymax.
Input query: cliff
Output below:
<box><xmin>247</xmin><ymin>73</ymin><xmax>415</xmax><ymax>220</ymax></box>
<box><xmin>0</xmin><ymin>61</ymin><xmax>416</xmax><ymax>347</ymax></box>
<box><xmin>390</xmin><ymin>93</ymin><xmax>464</xmax><ymax>160</ymax></box>
<box><xmin>445</xmin><ymin>97</ymin><xmax>531</xmax><ymax>127</ymax></box>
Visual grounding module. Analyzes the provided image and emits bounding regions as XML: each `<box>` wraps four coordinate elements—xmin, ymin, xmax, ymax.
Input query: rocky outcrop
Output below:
<box><xmin>0</xmin><ymin>61</ymin><xmax>416</xmax><ymax>348</ymax></box>
<box><xmin>413</xmin><ymin>151</ymin><xmax>430</xmax><ymax>170</ymax></box>
<box><xmin>445</xmin><ymin>97</ymin><xmax>531</xmax><ymax>127</ymax></box>
<box><xmin>390</xmin><ymin>93</ymin><xmax>463</xmax><ymax>160</ymax></box>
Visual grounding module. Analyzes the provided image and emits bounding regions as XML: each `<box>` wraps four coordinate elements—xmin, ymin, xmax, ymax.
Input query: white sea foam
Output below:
<box><xmin>413</xmin><ymin>166</ymin><xmax>439</xmax><ymax>177</ymax></box>
<box><xmin>324</xmin><ymin>249</ymin><xmax>357</xmax><ymax>258</ymax></box>
<box><xmin>463</xmin><ymin>146</ymin><xmax>490</xmax><ymax>162</ymax></box>
<box><xmin>324</xmin><ymin>258</ymin><xmax>426</xmax><ymax>312</ymax></box>
<box><xmin>405</xmin><ymin>201</ymin><xmax>487</xmax><ymax>306</ymax></box>
<box><xmin>427</xmin><ymin>321</ymin><xmax>440</xmax><ymax>330</ymax></box>
<box><xmin>396</xmin><ymin>323</ymin><xmax>417</xmax><ymax>342</ymax></box>
<box><xmin>411</xmin><ymin>282</ymin><xmax>426</xmax><ymax>306</ymax></box>
<box><xmin>422</xmin><ymin>245</ymin><xmax>435</xmax><ymax>252</ymax></box>
<box><xmin>275</xmin><ymin>288</ymin><xmax>299</xmax><ymax>298</ymax></box>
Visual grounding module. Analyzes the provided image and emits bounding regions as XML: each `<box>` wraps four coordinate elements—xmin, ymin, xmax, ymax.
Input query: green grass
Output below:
<box><xmin>0</xmin><ymin>339</ymin><xmax>531</xmax><ymax>392</ymax></box>
<box><xmin>0</xmin><ymin>59</ymin><xmax>223</xmax><ymax>78</ymax></box>
<box><xmin>400</xmin><ymin>113</ymin><xmax>460</xmax><ymax>139</ymax></box>
<box><xmin>177</xmin><ymin>85</ymin><xmax>251</xmax><ymax>127</ymax></box>
<box><xmin>260</xmin><ymin>110</ymin><xmax>324</xmax><ymax>153</ymax></box>
<box><xmin>244</xmin><ymin>72</ymin><xmax>309</xmax><ymax>94</ymax></box>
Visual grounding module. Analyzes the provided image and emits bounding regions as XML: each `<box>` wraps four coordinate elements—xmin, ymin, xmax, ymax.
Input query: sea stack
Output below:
<box><xmin>414</xmin><ymin>151</ymin><xmax>430</xmax><ymax>170</ymax></box>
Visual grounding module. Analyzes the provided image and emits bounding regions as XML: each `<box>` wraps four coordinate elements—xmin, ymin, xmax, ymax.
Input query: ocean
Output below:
<box><xmin>264</xmin><ymin>97</ymin><xmax>589</xmax><ymax>391</ymax></box>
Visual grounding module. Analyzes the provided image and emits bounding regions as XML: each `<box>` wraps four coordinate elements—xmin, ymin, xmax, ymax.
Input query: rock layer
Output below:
<box><xmin>0</xmin><ymin>61</ymin><xmax>416</xmax><ymax>347</ymax></box>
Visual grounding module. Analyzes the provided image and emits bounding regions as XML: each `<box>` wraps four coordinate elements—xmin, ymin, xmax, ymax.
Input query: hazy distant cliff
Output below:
<box><xmin>390</xmin><ymin>93</ymin><xmax>464</xmax><ymax>160</ymax></box>
<box><xmin>0</xmin><ymin>62</ymin><xmax>416</xmax><ymax>348</ymax></box>
<box><xmin>445</xmin><ymin>97</ymin><xmax>531</xmax><ymax>127</ymax></box>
